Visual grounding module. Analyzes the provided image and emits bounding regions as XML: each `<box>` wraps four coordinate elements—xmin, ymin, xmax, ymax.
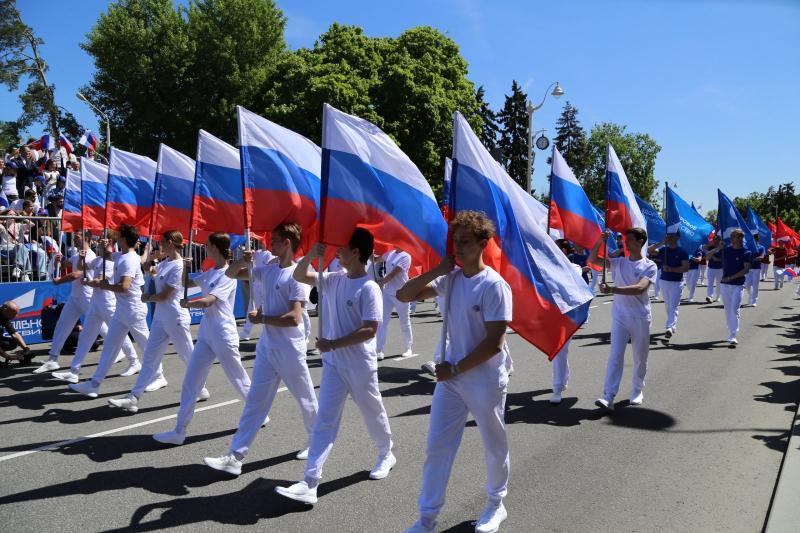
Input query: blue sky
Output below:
<box><xmin>3</xmin><ymin>0</ymin><xmax>799</xmax><ymax>213</ymax></box>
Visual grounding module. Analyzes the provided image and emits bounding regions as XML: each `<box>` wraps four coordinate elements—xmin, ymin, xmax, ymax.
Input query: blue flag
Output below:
<box><xmin>634</xmin><ymin>193</ymin><xmax>665</xmax><ymax>243</ymax></box>
<box><xmin>745</xmin><ymin>206</ymin><xmax>772</xmax><ymax>247</ymax></box>
<box><xmin>717</xmin><ymin>190</ymin><xmax>757</xmax><ymax>253</ymax></box>
<box><xmin>665</xmin><ymin>185</ymin><xmax>714</xmax><ymax>255</ymax></box>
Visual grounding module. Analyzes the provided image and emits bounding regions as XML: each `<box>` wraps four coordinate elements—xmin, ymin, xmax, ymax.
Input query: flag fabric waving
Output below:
<box><xmin>442</xmin><ymin>157</ymin><xmax>452</xmax><ymax>220</ymax></box>
<box><xmin>776</xmin><ymin>217</ymin><xmax>800</xmax><ymax>248</ymax></box>
<box><xmin>191</xmin><ymin>130</ymin><xmax>245</xmax><ymax>238</ymax></box>
<box><xmin>320</xmin><ymin>103</ymin><xmax>446</xmax><ymax>271</ymax></box>
<box><xmin>745</xmin><ymin>206</ymin><xmax>772</xmax><ymax>247</ymax></box>
<box><xmin>58</xmin><ymin>134</ymin><xmax>74</xmax><ymax>155</ymax></box>
<box><xmin>238</xmin><ymin>106</ymin><xmax>321</xmax><ymax>234</ymax></box>
<box><xmin>605</xmin><ymin>144</ymin><xmax>646</xmax><ymax>238</ymax></box>
<box><xmin>549</xmin><ymin>146</ymin><xmax>602</xmax><ymax>250</ymax></box>
<box><xmin>80</xmin><ymin>157</ymin><xmax>109</xmax><ymax>232</ymax></box>
<box><xmin>105</xmin><ymin>147</ymin><xmax>157</xmax><ymax>235</ymax></box>
<box><xmin>665</xmin><ymin>185</ymin><xmax>714</xmax><ymax>254</ymax></box>
<box><xmin>634</xmin><ymin>193</ymin><xmax>665</xmax><ymax>245</ymax></box>
<box><xmin>717</xmin><ymin>189</ymin><xmax>757</xmax><ymax>253</ymax></box>
<box><xmin>31</xmin><ymin>134</ymin><xmax>56</xmax><ymax>152</ymax></box>
<box><xmin>452</xmin><ymin>111</ymin><xmax>592</xmax><ymax>359</ymax></box>
<box><xmin>61</xmin><ymin>169</ymin><xmax>82</xmax><ymax>233</ymax></box>
<box><xmin>151</xmin><ymin>144</ymin><xmax>195</xmax><ymax>237</ymax></box>
<box><xmin>78</xmin><ymin>130</ymin><xmax>98</xmax><ymax>152</ymax></box>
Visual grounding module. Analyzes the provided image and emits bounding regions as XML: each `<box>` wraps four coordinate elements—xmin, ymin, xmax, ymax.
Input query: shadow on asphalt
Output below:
<box><xmin>0</xmin><ymin>401</ymin><xmax>181</xmax><ymax>429</ymax></box>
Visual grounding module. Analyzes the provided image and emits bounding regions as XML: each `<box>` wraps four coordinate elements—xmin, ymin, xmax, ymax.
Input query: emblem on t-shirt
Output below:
<box><xmin>346</xmin><ymin>300</ymin><xmax>353</xmax><ymax>306</ymax></box>
<box><xmin>275</xmin><ymin>284</ymin><xmax>280</xmax><ymax>290</ymax></box>
<box><xmin>472</xmin><ymin>305</ymin><xmax>480</xmax><ymax>312</ymax></box>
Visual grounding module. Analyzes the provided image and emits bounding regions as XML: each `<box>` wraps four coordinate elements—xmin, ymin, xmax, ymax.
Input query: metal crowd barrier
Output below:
<box><xmin>0</xmin><ymin>214</ymin><xmax>62</xmax><ymax>284</ymax></box>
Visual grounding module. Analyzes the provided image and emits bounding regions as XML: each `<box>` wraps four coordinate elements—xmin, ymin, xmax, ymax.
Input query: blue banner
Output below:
<box><xmin>634</xmin><ymin>193</ymin><xmax>666</xmax><ymax>243</ymax></box>
<box><xmin>665</xmin><ymin>185</ymin><xmax>715</xmax><ymax>255</ymax></box>
<box><xmin>745</xmin><ymin>206</ymin><xmax>772</xmax><ymax>247</ymax></box>
<box><xmin>717</xmin><ymin>190</ymin><xmax>757</xmax><ymax>253</ymax></box>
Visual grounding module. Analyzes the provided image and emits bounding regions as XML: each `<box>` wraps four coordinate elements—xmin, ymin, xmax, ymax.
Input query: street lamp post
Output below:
<box><xmin>525</xmin><ymin>81</ymin><xmax>564</xmax><ymax>195</ymax></box>
<box><xmin>76</xmin><ymin>92</ymin><xmax>111</xmax><ymax>154</ymax></box>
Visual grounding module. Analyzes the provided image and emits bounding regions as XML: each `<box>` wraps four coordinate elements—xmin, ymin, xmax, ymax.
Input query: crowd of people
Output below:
<box><xmin>0</xmin><ymin>203</ymin><xmax>798</xmax><ymax>532</ymax></box>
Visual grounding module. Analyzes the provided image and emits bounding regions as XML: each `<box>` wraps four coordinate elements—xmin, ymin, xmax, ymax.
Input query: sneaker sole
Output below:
<box><xmin>274</xmin><ymin>488</ymin><xmax>317</xmax><ymax>505</ymax></box>
<box><xmin>203</xmin><ymin>460</ymin><xmax>241</xmax><ymax>476</ymax></box>
<box><xmin>594</xmin><ymin>399</ymin><xmax>613</xmax><ymax>411</ymax></box>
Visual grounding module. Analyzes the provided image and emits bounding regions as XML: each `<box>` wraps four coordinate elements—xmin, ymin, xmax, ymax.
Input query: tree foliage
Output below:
<box><xmin>497</xmin><ymin>80</ymin><xmax>530</xmax><ymax>192</ymax></box>
<box><xmin>552</xmin><ymin>101</ymin><xmax>587</xmax><ymax>177</ymax></box>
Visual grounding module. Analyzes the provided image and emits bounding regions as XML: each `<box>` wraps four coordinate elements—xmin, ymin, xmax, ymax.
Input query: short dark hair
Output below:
<box><xmin>274</xmin><ymin>223</ymin><xmax>301</xmax><ymax>252</ymax></box>
<box><xmin>24</xmin><ymin>189</ymin><xmax>36</xmax><ymax>199</ymax></box>
<box><xmin>118</xmin><ymin>224</ymin><xmax>140</xmax><ymax>247</ymax></box>
<box><xmin>22</xmin><ymin>200</ymin><xmax>32</xmax><ymax>210</ymax></box>
<box><xmin>625</xmin><ymin>227</ymin><xmax>648</xmax><ymax>244</ymax></box>
<box><xmin>207</xmin><ymin>232</ymin><xmax>232</xmax><ymax>260</ymax></box>
<box><xmin>555</xmin><ymin>238</ymin><xmax>573</xmax><ymax>254</ymax></box>
<box><xmin>348</xmin><ymin>227</ymin><xmax>374</xmax><ymax>263</ymax></box>
<box><xmin>162</xmin><ymin>229</ymin><xmax>184</xmax><ymax>247</ymax></box>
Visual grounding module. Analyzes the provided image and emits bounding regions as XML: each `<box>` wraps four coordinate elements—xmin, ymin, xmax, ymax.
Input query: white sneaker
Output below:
<box><xmin>32</xmin><ymin>360</ymin><xmax>59</xmax><ymax>374</ymax></box>
<box><xmin>377</xmin><ymin>351</ymin><xmax>385</xmax><ymax>361</ymax></box>
<box><xmin>729</xmin><ymin>337</ymin><xmax>738</xmax><ymax>346</ymax></box>
<box><xmin>665</xmin><ymin>328</ymin><xmax>673</xmax><ymax>339</ymax></box>
<box><xmin>144</xmin><ymin>375</ymin><xmax>168</xmax><ymax>392</ymax></box>
<box><xmin>197</xmin><ymin>387</ymin><xmax>211</xmax><ymax>401</ymax></box>
<box><xmin>594</xmin><ymin>397</ymin><xmax>614</xmax><ymax>411</ymax></box>
<box><xmin>369</xmin><ymin>451</ymin><xmax>396</xmax><ymax>480</ymax></box>
<box><xmin>295</xmin><ymin>448</ymin><xmax>309</xmax><ymax>460</ymax></box>
<box><xmin>108</xmin><ymin>394</ymin><xmax>139</xmax><ymax>413</ymax></box>
<box><xmin>421</xmin><ymin>361</ymin><xmax>437</xmax><ymax>377</ymax></box>
<box><xmin>401</xmin><ymin>348</ymin><xmax>415</xmax><ymax>358</ymax></box>
<box><xmin>153</xmin><ymin>429</ymin><xmax>186</xmax><ymax>445</ymax></box>
<box><xmin>630</xmin><ymin>390</ymin><xmax>644</xmax><ymax>406</ymax></box>
<box><xmin>120</xmin><ymin>360</ymin><xmax>142</xmax><ymax>377</ymax></box>
<box><xmin>113</xmin><ymin>352</ymin><xmax>125</xmax><ymax>364</ymax></box>
<box><xmin>549</xmin><ymin>390</ymin><xmax>562</xmax><ymax>404</ymax></box>
<box><xmin>475</xmin><ymin>502</ymin><xmax>507</xmax><ymax>533</ymax></box>
<box><xmin>69</xmin><ymin>381</ymin><xmax>100</xmax><ymax>398</ymax></box>
<box><xmin>204</xmin><ymin>454</ymin><xmax>242</xmax><ymax>476</ymax></box>
<box><xmin>52</xmin><ymin>370</ymin><xmax>79</xmax><ymax>383</ymax></box>
<box><xmin>274</xmin><ymin>481</ymin><xmax>317</xmax><ymax>504</ymax></box>
<box><xmin>261</xmin><ymin>415</ymin><xmax>270</xmax><ymax>427</ymax></box>
<box><xmin>405</xmin><ymin>519</ymin><xmax>436</xmax><ymax>533</ymax></box>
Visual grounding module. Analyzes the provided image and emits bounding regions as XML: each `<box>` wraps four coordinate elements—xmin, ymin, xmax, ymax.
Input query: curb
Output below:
<box><xmin>764</xmin><ymin>400</ymin><xmax>800</xmax><ymax>533</ymax></box>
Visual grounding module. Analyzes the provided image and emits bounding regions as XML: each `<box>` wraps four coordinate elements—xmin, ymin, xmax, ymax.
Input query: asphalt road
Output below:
<box><xmin>0</xmin><ymin>278</ymin><xmax>798</xmax><ymax>533</ymax></box>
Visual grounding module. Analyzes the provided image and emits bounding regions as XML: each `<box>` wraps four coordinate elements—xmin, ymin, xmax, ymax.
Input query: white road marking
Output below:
<box><xmin>0</xmin><ymin>387</ymin><xmax>289</xmax><ymax>463</ymax></box>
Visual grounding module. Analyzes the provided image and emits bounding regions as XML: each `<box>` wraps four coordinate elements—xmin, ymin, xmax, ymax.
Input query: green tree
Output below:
<box><xmin>0</xmin><ymin>120</ymin><xmax>22</xmax><ymax>148</ymax></box>
<box><xmin>497</xmin><ymin>80</ymin><xmax>529</xmax><ymax>191</ymax></box>
<box><xmin>551</xmin><ymin>101</ymin><xmax>587</xmax><ymax>177</ymax></box>
<box><xmin>581</xmin><ymin>122</ymin><xmax>661</xmax><ymax>206</ymax></box>
<box><xmin>81</xmin><ymin>0</ymin><xmax>285</xmax><ymax>155</ymax></box>
<box><xmin>475</xmin><ymin>85</ymin><xmax>498</xmax><ymax>153</ymax></box>
<box><xmin>0</xmin><ymin>0</ymin><xmax>60</xmax><ymax>135</ymax></box>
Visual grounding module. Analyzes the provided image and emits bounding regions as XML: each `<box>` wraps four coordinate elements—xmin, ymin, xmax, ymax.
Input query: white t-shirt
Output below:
<box><xmin>320</xmin><ymin>271</ymin><xmax>382</xmax><ymax>370</ymax></box>
<box><xmin>254</xmin><ymin>262</ymin><xmax>309</xmax><ymax>352</ymax></box>
<box><xmin>251</xmin><ymin>249</ymin><xmax>275</xmax><ymax>310</ymax></box>
<box><xmin>112</xmin><ymin>250</ymin><xmax>145</xmax><ymax>311</ymax></box>
<box><xmin>431</xmin><ymin>267</ymin><xmax>512</xmax><ymax>387</ymax></box>
<box><xmin>610</xmin><ymin>256</ymin><xmax>657</xmax><ymax>321</ymax></box>
<box><xmin>152</xmin><ymin>258</ymin><xmax>189</xmax><ymax>323</ymax></box>
<box><xmin>2</xmin><ymin>174</ymin><xmax>16</xmax><ymax>196</ymax></box>
<box><xmin>69</xmin><ymin>249</ymin><xmax>96</xmax><ymax>302</ymax></box>
<box><xmin>381</xmin><ymin>250</ymin><xmax>411</xmax><ymax>294</ymax></box>
<box><xmin>10</xmin><ymin>198</ymin><xmax>40</xmax><ymax>213</ymax></box>
<box><xmin>195</xmin><ymin>266</ymin><xmax>238</xmax><ymax>340</ymax></box>
<box><xmin>327</xmin><ymin>257</ymin><xmax>344</xmax><ymax>273</ymax></box>
<box><xmin>88</xmin><ymin>256</ymin><xmax>116</xmax><ymax>309</ymax></box>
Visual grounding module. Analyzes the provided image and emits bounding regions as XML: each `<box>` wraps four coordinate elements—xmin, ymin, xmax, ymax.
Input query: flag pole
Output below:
<box><xmin>185</xmin><ymin>134</ymin><xmax>201</xmax><ymax>301</ymax></box>
<box><xmin>602</xmin><ymin>144</ymin><xmax>610</xmax><ymax>286</ymax></box>
<box><xmin>237</xmin><ymin>113</ymin><xmax>257</xmax><ymax>316</ymax></box>
<box><xmin>101</xmin><ymin>149</ymin><xmax>112</xmax><ymax>280</ymax></box>
<box><xmin>546</xmin><ymin>146</ymin><xmax>553</xmax><ymax>235</ymax></box>
<box><xmin>317</xmin><ymin>105</ymin><xmax>331</xmax><ymax>342</ymax></box>
<box><xmin>436</xmin><ymin>114</ymin><xmax>459</xmax><ymax>366</ymax></box>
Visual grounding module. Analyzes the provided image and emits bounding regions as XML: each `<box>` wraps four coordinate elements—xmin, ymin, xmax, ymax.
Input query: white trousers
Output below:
<box><xmin>418</xmin><ymin>378</ymin><xmax>508</xmax><ymax>522</ymax></box>
<box><xmin>552</xmin><ymin>340</ymin><xmax>570</xmax><ymax>392</ymax></box>
<box><xmin>720</xmin><ymin>283</ymin><xmax>743</xmax><ymax>337</ymax></box>
<box><xmin>69</xmin><ymin>304</ymin><xmax>137</xmax><ymax>373</ymax></box>
<box><xmin>589</xmin><ymin>269</ymin><xmax>599</xmax><ymax>294</ymax></box>
<box><xmin>774</xmin><ymin>266</ymin><xmax>788</xmax><ymax>289</ymax></box>
<box><xmin>661</xmin><ymin>279</ymin><xmax>683</xmax><ymax>330</ymax></box>
<box><xmin>603</xmin><ymin>315</ymin><xmax>651</xmax><ymax>399</ymax></box>
<box><xmin>48</xmin><ymin>297</ymin><xmax>90</xmax><ymax>360</ymax></box>
<box><xmin>652</xmin><ymin>270</ymin><xmax>661</xmax><ymax>297</ymax></box>
<box><xmin>706</xmin><ymin>268</ymin><xmax>722</xmax><ymax>300</ymax></box>
<box><xmin>699</xmin><ymin>264</ymin><xmax>707</xmax><ymax>284</ymax></box>
<box><xmin>376</xmin><ymin>292</ymin><xmax>412</xmax><ymax>352</ymax></box>
<box><xmin>760</xmin><ymin>263</ymin><xmax>769</xmax><ymax>281</ymax></box>
<box><xmin>90</xmin><ymin>306</ymin><xmax>149</xmax><ymax>387</ymax></box>
<box><xmin>175</xmin><ymin>333</ymin><xmax>251</xmax><ymax>432</ymax></box>
<box><xmin>304</xmin><ymin>362</ymin><xmax>392</xmax><ymax>482</ymax></box>
<box><xmin>744</xmin><ymin>270</ymin><xmax>761</xmax><ymax>306</ymax></box>
<box><xmin>230</xmin><ymin>338</ymin><xmax>318</xmax><ymax>458</ymax></box>
<box><xmin>684</xmin><ymin>269</ymin><xmax>700</xmax><ymax>301</ymax></box>
<box><xmin>131</xmin><ymin>315</ymin><xmax>194</xmax><ymax>397</ymax></box>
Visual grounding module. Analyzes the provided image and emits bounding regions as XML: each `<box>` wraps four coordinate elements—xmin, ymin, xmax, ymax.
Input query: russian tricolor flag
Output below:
<box><xmin>549</xmin><ymin>146</ymin><xmax>601</xmax><ymax>249</ymax></box>
<box><xmin>152</xmin><ymin>144</ymin><xmax>195</xmax><ymax>237</ymax></box>
<box><xmin>105</xmin><ymin>147</ymin><xmax>157</xmax><ymax>235</ymax></box>
<box><xmin>59</xmin><ymin>134</ymin><xmax>74</xmax><ymax>155</ymax></box>
<box><xmin>191</xmin><ymin>130</ymin><xmax>245</xmax><ymax>237</ymax></box>
<box><xmin>606</xmin><ymin>144</ymin><xmax>646</xmax><ymax>239</ymax></box>
<box><xmin>79</xmin><ymin>130</ymin><xmax>98</xmax><ymax>152</ymax></box>
<box><xmin>62</xmin><ymin>169</ymin><xmax>82</xmax><ymax>233</ymax></box>
<box><xmin>31</xmin><ymin>134</ymin><xmax>56</xmax><ymax>152</ymax></box>
<box><xmin>452</xmin><ymin>112</ymin><xmax>593</xmax><ymax>359</ymax></box>
<box><xmin>320</xmin><ymin>104</ymin><xmax>446</xmax><ymax>271</ymax></box>
<box><xmin>80</xmin><ymin>157</ymin><xmax>109</xmax><ymax>232</ymax></box>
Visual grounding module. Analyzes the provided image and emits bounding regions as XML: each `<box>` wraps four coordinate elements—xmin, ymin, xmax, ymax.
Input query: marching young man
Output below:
<box><xmin>152</xmin><ymin>233</ymin><xmax>252</xmax><ymax>445</ymax></box>
<box><xmin>705</xmin><ymin>235</ymin><xmax>723</xmax><ymax>302</ymax></box>
<box><xmin>720</xmin><ymin>228</ymin><xmax>752</xmax><ymax>346</ymax></box>
<box><xmin>647</xmin><ymin>231</ymin><xmax>689</xmax><ymax>338</ymax></box>
<box><xmin>589</xmin><ymin>227</ymin><xmax>657</xmax><ymax>410</ymax></box>
<box><xmin>375</xmin><ymin>247</ymin><xmax>414</xmax><ymax>360</ymax></box>
<box><xmin>69</xmin><ymin>225</ymin><xmax>149</xmax><ymax>397</ymax></box>
<box><xmin>107</xmin><ymin>230</ymin><xmax>205</xmax><ymax>413</ymax></box>
<box><xmin>274</xmin><ymin>228</ymin><xmax>394</xmax><ymax>505</ymax></box>
<box><xmin>399</xmin><ymin>211</ymin><xmax>512</xmax><ymax>533</ymax></box>
<box><xmin>203</xmin><ymin>223</ymin><xmax>318</xmax><ymax>475</ymax></box>
<box><xmin>744</xmin><ymin>233</ymin><xmax>765</xmax><ymax>307</ymax></box>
